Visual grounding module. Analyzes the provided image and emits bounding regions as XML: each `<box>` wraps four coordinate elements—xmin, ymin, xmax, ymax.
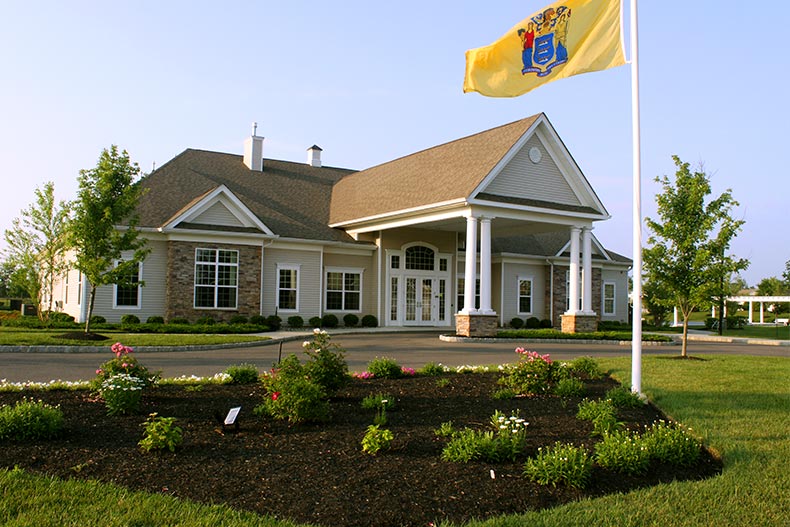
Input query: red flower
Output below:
<box><xmin>271</xmin><ymin>392</ymin><xmax>280</xmax><ymax>401</ymax></box>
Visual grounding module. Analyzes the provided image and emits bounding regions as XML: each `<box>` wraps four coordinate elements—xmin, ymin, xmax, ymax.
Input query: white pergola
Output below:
<box><xmin>715</xmin><ymin>295</ymin><xmax>790</xmax><ymax>324</ymax></box>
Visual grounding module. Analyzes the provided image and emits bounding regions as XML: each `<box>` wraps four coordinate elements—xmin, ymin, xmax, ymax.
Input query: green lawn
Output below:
<box><xmin>1</xmin><ymin>355</ymin><xmax>788</xmax><ymax>526</ymax></box>
<box><xmin>0</xmin><ymin>328</ymin><xmax>268</xmax><ymax>347</ymax></box>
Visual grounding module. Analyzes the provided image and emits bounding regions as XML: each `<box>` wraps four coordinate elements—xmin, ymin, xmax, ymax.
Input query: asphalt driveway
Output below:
<box><xmin>0</xmin><ymin>331</ymin><xmax>786</xmax><ymax>383</ymax></box>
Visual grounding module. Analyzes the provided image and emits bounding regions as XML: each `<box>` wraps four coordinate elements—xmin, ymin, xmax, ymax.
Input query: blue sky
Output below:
<box><xmin>1</xmin><ymin>1</ymin><xmax>786</xmax><ymax>286</ymax></box>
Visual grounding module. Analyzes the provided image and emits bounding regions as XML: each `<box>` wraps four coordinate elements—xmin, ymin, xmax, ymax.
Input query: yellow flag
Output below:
<box><xmin>464</xmin><ymin>0</ymin><xmax>626</xmax><ymax>97</ymax></box>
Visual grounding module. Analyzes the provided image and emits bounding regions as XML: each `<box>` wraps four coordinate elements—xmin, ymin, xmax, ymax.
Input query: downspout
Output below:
<box><xmin>377</xmin><ymin>231</ymin><xmax>382</xmax><ymax>326</ymax></box>
<box><xmin>319</xmin><ymin>248</ymin><xmax>324</xmax><ymax>319</ymax></box>
<box><xmin>546</xmin><ymin>259</ymin><xmax>554</xmax><ymax>326</ymax></box>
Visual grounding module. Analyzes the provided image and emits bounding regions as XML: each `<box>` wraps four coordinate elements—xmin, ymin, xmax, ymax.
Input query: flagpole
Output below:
<box><xmin>629</xmin><ymin>0</ymin><xmax>643</xmax><ymax>394</ymax></box>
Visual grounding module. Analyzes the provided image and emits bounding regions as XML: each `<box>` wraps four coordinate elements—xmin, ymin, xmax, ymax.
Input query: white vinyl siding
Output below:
<box><xmin>500</xmin><ymin>261</ymin><xmax>546</xmax><ymax>322</ymax></box>
<box><xmin>263</xmin><ymin>248</ymin><xmax>322</xmax><ymax>318</ymax></box>
<box><xmin>192</xmin><ymin>201</ymin><xmax>245</xmax><ymax>227</ymax></box>
<box><xmin>481</xmin><ymin>135</ymin><xmax>580</xmax><ymax>206</ymax></box>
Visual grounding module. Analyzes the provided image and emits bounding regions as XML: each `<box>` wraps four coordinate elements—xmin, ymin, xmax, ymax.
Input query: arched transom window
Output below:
<box><xmin>405</xmin><ymin>246</ymin><xmax>435</xmax><ymax>271</ymax></box>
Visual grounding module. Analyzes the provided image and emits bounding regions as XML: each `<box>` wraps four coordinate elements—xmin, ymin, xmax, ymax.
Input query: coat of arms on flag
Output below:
<box><xmin>518</xmin><ymin>6</ymin><xmax>571</xmax><ymax>78</ymax></box>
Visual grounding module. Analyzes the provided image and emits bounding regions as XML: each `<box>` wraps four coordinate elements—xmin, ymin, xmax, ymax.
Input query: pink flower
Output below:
<box><xmin>95</xmin><ymin>369</ymin><xmax>103</xmax><ymax>375</ymax></box>
<box><xmin>271</xmin><ymin>392</ymin><xmax>280</xmax><ymax>401</ymax></box>
<box><xmin>401</xmin><ymin>366</ymin><xmax>416</xmax><ymax>376</ymax></box>
<box><xmin>121</xmin><ymin>363</ymin><xmax>129</xmax><ymax>368</ymax></box>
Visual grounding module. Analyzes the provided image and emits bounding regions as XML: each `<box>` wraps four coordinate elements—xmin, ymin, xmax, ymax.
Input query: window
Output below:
<box><xmin>194</xmin><ymin>249</ymin><xmax>238</xmax><ymax>309</ymax></box>
<box><xmin>114</xmin><ymin>262</ymin><xmax>142</xmax><ymax>308</ymax></box>
<box><xmin>457</xmin><ymin>277</ymin><xmax>480</xmax><ymax>311</ymax></box>
<box><xmin>277</xmin><ymin>265</ymin><xmax>299</xmax><ymax>311</ymax></box>
<box><xmin>603</xmin><ymin>282</ymin><xmax>616</xmax><ymax>315</ymax></box>
<box><xmin>325</xmin><ymin>269</ymin><xmax>362</xmax><ymax>311</ymax></box>
<box><xmin>390</xmin><ymin>277</ymin><xmax>399</xmax><ymax>321</ymax></box>
<box><xmin>391</xmin><ymin>255</ymin><xmax>400</xmax><ymax>269</ymax></box>
<box><xmin>518</xmin><ymin>277</ymin><xmax>533</xmax><ymax>314</ymax></box>
<box><xmin>405</xmin><ymin>246</ymin><xmax>435</xmax><ymax>271</ymax></box>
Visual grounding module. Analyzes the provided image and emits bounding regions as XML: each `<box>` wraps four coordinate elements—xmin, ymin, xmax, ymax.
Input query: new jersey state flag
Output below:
<box><xmin>464</xmin><ymin>0</ymin><xmax>625</xmax><ymax>97</ymax></box>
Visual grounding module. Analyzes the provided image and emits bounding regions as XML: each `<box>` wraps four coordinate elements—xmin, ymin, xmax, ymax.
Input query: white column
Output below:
<box><xmin>760</xmin><ymin>302</ymin><xmax>764</xmax><ymax>324</ymax></box>
<box><xmin>461</xmin><ymin>216</ymin><xmax>478</xmax><ymax>314</ymax></box>
<box><xmin>582</xmin><ymin>227</ymin><xmax>593</xmax><ymax>314</ymax></box>
<box><xmin>748</xmin><ymin>301</ymin><xmax>753</xmax><ymax>324</ymax></box>
<box><xmin>566</xmin><ymin>226</ymin><xmax>580</xmax><ymax>314</ymax></box>
<box><xmin>479</xmin><ymin>217</ymin><xmax>495</xmax><ymax>314</ymax></box>
<box><xmin>673</xmin><ymin>306</ymin><xmax>679</xmax><ymax>326</ymax></box>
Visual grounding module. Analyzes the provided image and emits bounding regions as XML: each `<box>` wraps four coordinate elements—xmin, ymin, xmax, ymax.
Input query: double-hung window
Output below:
<box><xmin>114</xmin><ymin>261</ymin><xmax>142</xmax><ymax>308</ymax></box>
<box><xmin>602</xmin><ymin>282</ymin><xmax>616</xmax><ymax>315</ymax></box>
<box><xmin>517</xmin><ymin>277</ymin><xmax>533</xmax><ymax>314</ymax></box>
<box><xmin>194</xmin><ymin>248</ymin><xmax>238</xmax><ymax>309</ymax></box>
<box><xmin>277</xmin><ymin>265</ymin><xmax>299</xmax><ymax>311</ymax></box>
<box><xmin>326</xmin><ymin>269</ymin><xmax>362</xmax><ymax>311</ymax></box>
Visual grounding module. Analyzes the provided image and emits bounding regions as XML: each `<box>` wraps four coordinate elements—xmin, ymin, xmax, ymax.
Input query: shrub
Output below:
<box><xmin>367</xmin><ymin>357</ymin><xmax>403</xmax><ymax>379</ymax></box>
<box><xmin>100</xmin><ymin>373</ymin><xmax>146</xmax><ymax>415</ymax></box>
<box><xmin>120</xmin><ymin>314</ymin><xmax>140</xmax><ymax>325</ymax></box>
<box><xmin>265</xmin><ymin>315</ymin><xmax>282</xmax><ymax>331</ymax></box>
<box><xmin>343</xmin><ymin>313</ymin><xmax>359</xmax><ymax>327</ymax></box>
<box><xmin>499</xmin><ymin>348</ymin><xmax>562</xmax><ymax>395</ymax></box>
<box><xmin>568</xmin><ymin>356</ymin><xmax>603</xmax><ymax>379</ymax></box>
<box><xmin>49</xmin><ymin>312</ymin><xmax>75</xmax><ymax>324</ymax></box>
<box><xmin>138</xmin><ymin>413</ymin><xmax>183</xmax><ymax>453</ymax></box>
<box><xmin>228</xmin><ymin>314</ymin><xmax>248</xmax><ymax>325</ymax></box>
<box><xmin>0</xmin><ymin>398</ymin><xmax>64</xmax><ymax>441</ymax></box>
<box><xmin>523</xmin><ymin>442</ymin><xmax>593</xmax><ymax>488</ymax></box>
<box><xmin>440</xmin><ymin>411</ymin><xmax>528</xmax><ymax>463</ymax></box>
<box><xmin>539</xmin><ymin>318</ymin><xmax>553</xmax><ymax>328</ymax></box>
<box><xmin>302</xmin><ymin>329</ymin><xmax>349</xmax><ymax>395</ymax></box>
<box><xmin>287</xmin><ymin>315</ymin><xmax>304</xmax><ymax>328</ymax></box>
<box><xmin>90</xmin><ymin>315</ymin><xmax>106</xmax><ymax>325</ymax></box>
<box><xmin>605</xmin><ymin>386</ymin><xmax>644</xmax><ymax>409</ymax></box>
<box><xmin>419</xmin><ymin>362</ymin><xmax>447</xmax><ymax>376</ymax></box>
<box><xmin>553</xmin><ymin>377</ymin><xmax>585</xmax><ymax>398</ymax></box>
<box><xmin>168</xmin><ymin>317</ymin><xmax>189</xmax><ymax>325</ymax></box>
<box><xmin>525</xmin><ymin>316</ymin><xmax>541</xmax><ymax>329</ymax></box>
<box><xmin>146</xmin><ymin>316</ymin><xmax>165</xmax><ymax>324</ymax></box>
<box><xmin>249</xmin><ymin>314</ymin><xmax>266</xmax><ymax>326</ymax></box>
<box><xmin>223</xmin><ymin>363</ymin><xmax>260</xmax><ymax>384</ymax></box>
<box><xmin>434</xmin><ymin>421</ymin><xmax>455</xmax><ymax>438</ymax></box>
<box><xmin>309</xmin><ymin>316</ymin><xmax>322</xmax><ymax>328</ymax></box>
<box><xmin>361</xmin><ymin>424</ymin><xmax>393</xmax><ymax>455</ymax></box>
<box><xmin>509</xmin><ymin>317</ymin><xmax>524</xmax><ymax>329</ymax></box>
<box><xmin>195</xmin><ymin>315</ymin><xmax>215</xmax><ymax>325</ymax></box>
<box><xmin>92</xmin><ymin>342</ymin><xmax>159</xmax><ymax>390</ymax></box>
<box><xmin>576</xmin><ymin>398</ymin><xmax>621</xmax><ymax>436</ymax></box>
<box><xmin>360</xmin><ymin>314</ymin><xmax>378</xmax><ymax>327</ymax></box>
<box><xmin>641</xmin><ymin>420</ymin><xmax>701</xmax><ymax>466</ymax></box>
<box><xmin>362</xmin><ymin>393</ymin><xmax>395</xmax><ymax>423</ymax></box>
<box><xmin>594</xmin><ymin>430</ymin><xmax>651</xmax><ymax>475</ymax></box>
<box><xmin>256</xmin><ymin>355</ymin><xmax>328</xmax><ymax>423</ymax></box>
<box><xmin>321</xmin><ymin>314</ymin><xmax>339</xmax><ymax>328</ymax></box>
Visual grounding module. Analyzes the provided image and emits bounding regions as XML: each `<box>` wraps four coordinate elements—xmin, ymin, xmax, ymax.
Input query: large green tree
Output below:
<box><xmin>643</xmin><ymin>156</ymin><xmax>748</xmax><ymax>357</ymax></box>
<box><xmin>70</xmin><ymin>146</ymin><xmax>149</xmax><ymax>333</ymax></box>
<box><xmin>2</xmin><ymin>182</ymin><xmax>72</xmax><ymax>319</ymax></box>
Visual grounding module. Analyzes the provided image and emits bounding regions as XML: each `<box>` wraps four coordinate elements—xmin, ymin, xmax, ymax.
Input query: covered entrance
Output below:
<box><xmin>387</xmin><ymin>243</ymin><xmax>452</xmax><ymax>327</ymax></box>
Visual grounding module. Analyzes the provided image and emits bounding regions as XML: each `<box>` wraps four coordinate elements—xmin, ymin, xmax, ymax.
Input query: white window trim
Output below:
<box><xmin>113</xmin><ymin>261</ymin><xmax>143</xmax><ymax>310</ymax></box>
<box><xmin>517</xmin><ymin>275</ymin><xmax>534</xmax><ymax>315</ymax></box>
<box><xmin>324</xmin><ymin>267</ymin><xmax>364</xmax><ymax>313</ymax></box>
<box><xmin>276</xmin><ymin>263</ymin><xmax>300</xmax><ymax>312</ymax></box>
<box><xmin>193</xmin><ymin>248</ymin><xmax>239</xmax><ymax>310</ymax></box>
<box><xmin>602</xmin><ymin>281</ymin><xmax>616</xmax><ymax>316</ymax></box>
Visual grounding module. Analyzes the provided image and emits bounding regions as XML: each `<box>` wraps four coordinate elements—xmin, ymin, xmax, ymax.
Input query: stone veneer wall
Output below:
<box><xmin>455</xmin><ymin>314</ymin><xmax>498</xmax><ymax>337</ymax></box>
<box><xmin>546</xmin><ymin>265</ymin><xmax>602</xmax><ymax>329</ymax></box>
<box><xmin>165</xmin><ymin>241</ymin><xmax>262</xmax><ymax>322</ymax></box>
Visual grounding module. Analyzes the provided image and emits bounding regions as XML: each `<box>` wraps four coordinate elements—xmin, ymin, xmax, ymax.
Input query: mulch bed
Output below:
<box><xmin>0</xmin><ymin>373</ymin><xmax>721</xmax><ymax>527</ymax></box>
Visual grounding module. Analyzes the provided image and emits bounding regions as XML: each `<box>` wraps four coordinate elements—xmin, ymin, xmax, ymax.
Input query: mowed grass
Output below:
<box><xmin>1</xmin><ymin>355</ymin><xmax>788</xmax><ymax>526</ymax></box>
<box><xmin>0</xmin><ymin>328</ymin><xmax>268</xmax><ymax>347</ymax></box>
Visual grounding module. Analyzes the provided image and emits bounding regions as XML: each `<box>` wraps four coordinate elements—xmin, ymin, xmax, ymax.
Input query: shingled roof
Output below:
<box><xmin>329</xmin><ymin>114</ymin><xmax>542</xmax><ymax>225</ymax></box>
<box><xmin>135</xmin><ymin>149</ymin><xmax>357</xmax><ymax>243</ymax></box>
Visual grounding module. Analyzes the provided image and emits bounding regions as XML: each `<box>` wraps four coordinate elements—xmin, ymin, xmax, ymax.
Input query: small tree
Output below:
<box><xmin>643</xmin><ymin>156</ymin><xmax>748</xmax><ymax>357</ymax></box>
<box><xmin>70</xmin><ymin>146</ymin><xmax>149</xmax><ymax>333</ymax></box>
<box><xmin>2</xmin><ymin>182</ymin><xmax>72</xmax><ymax>319</ymax></box>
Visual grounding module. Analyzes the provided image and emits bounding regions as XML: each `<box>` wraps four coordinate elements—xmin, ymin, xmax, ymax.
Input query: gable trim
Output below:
<box><xmin>163</xmin><ymin>185</ymin><xmax>274</xmax><ymax>235</ymax></box>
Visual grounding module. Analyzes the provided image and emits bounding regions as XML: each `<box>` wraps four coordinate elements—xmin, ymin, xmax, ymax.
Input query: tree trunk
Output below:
<box><xmin>84</xmin><ymin>287</ymin><xmax>97</xmax><ymax>333</ymax></box>
<box><xmin>681</xmin><ymin>316</ymin><xmax>689</xmax><ymax>358</ymax></box>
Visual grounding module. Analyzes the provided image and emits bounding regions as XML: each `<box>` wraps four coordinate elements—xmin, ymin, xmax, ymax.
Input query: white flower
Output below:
<box><xmin>302</xmin><ymin>341</ymin><xmax>311</xmax><ymax>347</ymax></box>
<box><xmin>313</xmin><ymin>328</ymin><xmax>321</xmax><ymax>334</ymax></box>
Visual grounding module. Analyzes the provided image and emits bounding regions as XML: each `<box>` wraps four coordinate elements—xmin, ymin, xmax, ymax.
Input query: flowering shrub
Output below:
<box><xmin>577</xmin><ymin>398</ymin><xmax>622</xmax><ymax>436</ymax></box>
<box><xmin>594</xmin><ymin>429</ymin><xmax>651</xmax><ymax>474</ymax></box>
<box><xmin>139</xmin><ymin>413</ymin><xmax>183</xmax><ymax>453</ymax></box>
<box><xmin>91</xmin><ymin>342</ymin><xmax>159</xmax><ymax>391</ymax></box>
<box><xmin>256</xmin><ymin>354</ymin><xmax>328</xmax><ymax>423</ymax></box>
<box><xmin>523</xmin><ymin>442</ymin><xmax>593</xmax><ymax>488</ymax></box>
<box><xmin>605</xmin><ymin>386</ymin><xmax>645</xmax><ymax>409</ymax></box>
<box><xmin>0</xmin><ymin>398</ymin><xmax>64</xmax><ymax>441</ymax></box>
<box><xmin>302</xmin><ymin>329</ymin><xmax>349</xmax><ymax>395</ymax></box>
<box><xmin>440</xmin><ymin>410</ymin><xmax>528</xmax><ymax>463</ymax></box>
<box><xmin>222</xmin><ymin>363</ymin><xmax>260</xmax><ymax>385</ymax></box>
<box><xmin>553</xmin><ymin>377</ymin><xmax>585</xmax><ymax>398</ymax></box>
<box><xmin>641</xmin><ymin>420</ymin><xmax>701</xmax><ymax>466</ymax></box>
<box><xmin>567</xmin><ymin>356</ymin><xmax>603</xmax><ymax>379</ymax></box>
<box><xmin>499</xmin><ymin>348</ymin><xmax>565</xmax><ymax>395</ymax></box>
<box><xmin>419</xmin><ymin>362</ymin><xmax>449</xmax><ymax>376</ymax></box>
<box><xmin>100</xmin><ymin>373</ymin><xmax>146</xmax><ymax>415</ymax></box>
<box><xmin>400</xmin><ymin>366</ymin><xmax>416</xmax><ymax>376</ymax></box>
<box><xmin>361</xmin><ymin>424</ymin><xmax>393</xmax><ymax>455</ymax></box>
<box><xmin>366</xmin><ymin>357</ymin><xmax>403</xmax><ymax>379</ymax></box>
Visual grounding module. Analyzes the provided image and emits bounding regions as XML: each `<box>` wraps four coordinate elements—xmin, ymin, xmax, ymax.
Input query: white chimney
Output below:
<box><xmin>307</xmin><ymin>145</ymin><xmax>323</xmax><ymax>168</ymax></box>
<box><xmin>243</xmin><ymin>122</ymin><xmax>264</xmax><ymax>171</ymax></box>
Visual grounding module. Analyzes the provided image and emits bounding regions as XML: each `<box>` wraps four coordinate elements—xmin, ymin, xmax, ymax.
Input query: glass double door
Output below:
<box><xmin>404</xmin><ymin>276</ymin><xmax>446</xmax><ymax>325</ymax></box>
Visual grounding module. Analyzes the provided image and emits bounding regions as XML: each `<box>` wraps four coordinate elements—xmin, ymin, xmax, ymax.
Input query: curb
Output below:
<box><xmin>438</xmin><ymin>335</ymin><xmax>676</xmax><ymax>346</ymax></box>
